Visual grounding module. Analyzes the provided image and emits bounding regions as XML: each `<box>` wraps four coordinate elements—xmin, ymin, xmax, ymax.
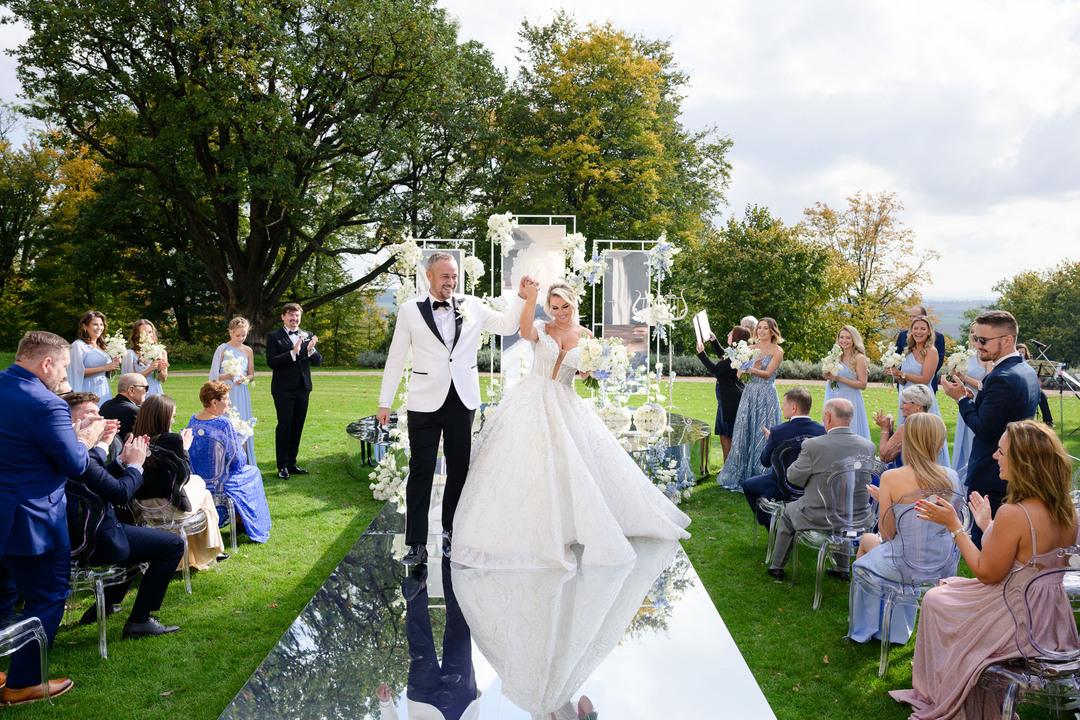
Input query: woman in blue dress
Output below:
<box><xmin>716</xmin><ymin>317</ymin><xmax>783</xmax><ymax>491</ymax></box>
<box><xmin>209</xmin><ymin>317</ymin><xmax>257</xmax><ymax>464</ymax></box>
<box><xmin>67</xmin><ymin>310</ymin><xmax>119</xmax><ymax>401</ymax></box>
<box><xmin>121</xmin><ymin>319</ymin><xmax>170</xmax><ymax>396</ymax></box>
<box><xmin>889</xmin><ymin>317</ymin><xmax>942</xmax><ymax>425</ymax></box>
<box><xmin>822</xmin><ymin>325</ymin><xmax>871</xmax><ymax>441</ymax></box>
<box><xmin>947</xmin><ymin>327</ymin><xmax>990</xmax><ymax>484</ymax></box>
<box><xmin>187</xmin><ymin>380</ymin><xmax>271</xmax><ymax>543</ymax></box>
<box><xmin>848</xmin><ymin>414</ymin><xmax>961</xmax><ymax>645</ymax></box>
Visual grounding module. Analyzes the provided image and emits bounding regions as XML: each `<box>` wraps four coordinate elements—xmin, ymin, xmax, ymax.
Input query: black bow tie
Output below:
<box><xmin>287</xmin><ymin>329</ymin><xmax>301</xmax><ymax>336</ymax></box>
<box><xmin>432</xmin><ymin>300</ymin><xmax>450</xmax><ymax>310</ymax></box>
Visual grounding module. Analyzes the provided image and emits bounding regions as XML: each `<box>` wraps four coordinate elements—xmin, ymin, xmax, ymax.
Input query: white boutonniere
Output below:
<box><xmin>454</xmin><ymin>298</ymin><xmax>473</xmax><ymax>326</ymax></box>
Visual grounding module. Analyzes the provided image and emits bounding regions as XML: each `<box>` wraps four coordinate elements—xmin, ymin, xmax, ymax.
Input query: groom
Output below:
<box><xmin>377</xmin><ymin>252</ymin><xmax>531</xmax><ymax>564</ymax></box>
<box><xmin>266</xmin><ymin>302</ymin><xmax>322</xmax><ymax>479</ymax></box>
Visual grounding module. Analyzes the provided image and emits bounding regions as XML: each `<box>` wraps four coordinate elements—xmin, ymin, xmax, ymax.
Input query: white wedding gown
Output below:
<box><xmin>451</xmin><ymin>320</ymin><xmax>691</xmax><ymax>571</ymax></box>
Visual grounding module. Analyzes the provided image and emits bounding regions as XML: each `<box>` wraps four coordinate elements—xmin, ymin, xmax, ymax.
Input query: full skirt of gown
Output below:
<box><xmin>451</xmin><ymin>374</ymin><xmax>690</xmax><ymax>572</ymax></box>
<box><xmin>823</xmin><ymin>362</ymin><xmax>871</xmax><ymax>441</ymax></box>
<box><xmin>715</xmin><ymin>359</ymin><xmax>781</xmax><ymax>492</ymax></box>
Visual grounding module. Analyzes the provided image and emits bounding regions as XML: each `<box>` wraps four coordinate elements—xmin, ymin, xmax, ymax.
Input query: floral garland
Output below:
<box><xmin>488</xmin><ymin>212</ymin><xmax>516</xmax><ymax>255</ymax></box>
<box><xmin>462</xmin><ymin>255</ymin><xmax>485</xmax><ymax>292</ymax></box>
<box><xmin>645</xmin><ymin>233</ymin><xmax>680</xmax><ymax>283</ymax></box>
<box><xmin>392</xmin><ymin>235</ymin><xmax>424</xmax><ymax>277</ymax></box>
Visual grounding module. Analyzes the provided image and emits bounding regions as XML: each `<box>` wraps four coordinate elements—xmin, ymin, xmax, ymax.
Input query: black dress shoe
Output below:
<box><xmin>767</xmin><ymin>567</ymin><xmax>785</xmax><ymax>580</ymax></box>
<box><xmin>401</xmin><ymin>565</ymin><xmax>429</xmax><ymax>602</ymax></box>
<box><xmin>216</xmin><ymin>553</ymin><xmax>230</xmax><ymax>563</ymax></box>
<box><xmin>287</xmin><ymin>465</ymin><xmax>309</xmax><ymax>475</ymax></box>
<box><xmin>442</xmin><ymin>530</ymin><xmax>452</xmax><ymax>559</ymax></box>
<box><xmin>402</xmin><ymin>544</ymin><xmax>428</xmax><ymax>565</ymax></box>
<box><xmin>277</xmin><ymin>468</ymin><xmax>290</xmax><ymax>479</ymax></box>
<box><xmin>122</xmin><ymin>616</ymin><xmax>180</xmax><ymax>640</ymax></box>
<box><xmin>826</xmin><ymin>568</ymin><xmax>851</xmax><ymax>582</ymax></box>
<box><xmin>77</xmin><ymin>603</ymin><xmax>123</xmax><ymax>626</ymax></box>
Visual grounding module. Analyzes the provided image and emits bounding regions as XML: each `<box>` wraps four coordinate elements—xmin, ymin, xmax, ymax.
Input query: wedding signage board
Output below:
<box><xmin>692</xmin><ymin>311</ymin><xmax>711</xmax><ymax>347</ymax></box>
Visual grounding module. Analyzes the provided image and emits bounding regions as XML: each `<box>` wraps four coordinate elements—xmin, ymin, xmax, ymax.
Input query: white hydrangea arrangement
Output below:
<box><xmin>819</xmin><ymin>343</ymin><xmax>843</xmax><ymax>389</ymax></box>
<box><xmin>104</xmin><ymin>331</ymin><xmax>127</xmax><ymax>358</ymax></box>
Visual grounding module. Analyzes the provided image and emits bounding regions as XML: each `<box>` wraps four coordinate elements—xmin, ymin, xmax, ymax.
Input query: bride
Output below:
<box><xmin>451</xmin><ymin>280</ymin><xmax>691</xmax><ymax>571</ymax></box>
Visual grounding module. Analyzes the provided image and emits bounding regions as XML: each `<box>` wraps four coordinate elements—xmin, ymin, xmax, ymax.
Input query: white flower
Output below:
<box><xmin>394</xmin><ymin>283</ymin><xmax>419</xmax><ymax>307</ymax></box>
<box><xmin>487</xmin><ymin>212</ymin><xmax>516</xmax><ymax>254</ymax></box>
<box><xmin>645</xmin><ymin>235</ymin><xmax>681</xmax><ymax>282</ymax></box>
<box><xmin>226</xmin><ymin>407</ymin><xmax>257</xmax><ymax>440</ymax></box>
<box><xmin>462</xmin><ymin>255</ymin><xmax>485</xmax><ymax>292</ymax></box>
<box><xmin>104</xmin><ymin>332</ymin><xmax>127</xmax><ymax>358</ymax></box>
<box><xmin>392</xmin><ymin>235</ymin><xmax>424</xmax><ymax>277</ymax></box>
<box><xmin>944</xmin><ymin>345</ymin><xmax>977</xmax><ymax>375</ymax></box>
<box><xmin>138</xmin><ymin>331</ymin><xmax>167</xmax><ymax>364</ymax></box>
<box><xmin>633</xmin><ymin>402</ymin><xmax>668</xmax><ymax>433</ymax></box>
<box><xmin>819</xmin><ymin>343</ymin><xmax>844</xmax><ymax>388</ymax></box>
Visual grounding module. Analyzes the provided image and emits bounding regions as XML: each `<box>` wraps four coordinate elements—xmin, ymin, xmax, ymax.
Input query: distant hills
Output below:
<box><xmin>924</xmin><ymin>299</ymin><xmax>993</xmax><ymax>338</ymax></box>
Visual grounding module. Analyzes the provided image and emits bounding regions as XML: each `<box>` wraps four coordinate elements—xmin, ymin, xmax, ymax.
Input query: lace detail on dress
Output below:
<box><xmin>531</xmin><ymin>320</ymin><xmax>581</xmax><ymax>387</ymax></box>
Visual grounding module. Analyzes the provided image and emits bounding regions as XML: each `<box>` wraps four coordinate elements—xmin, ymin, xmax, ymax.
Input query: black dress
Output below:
<box><xmin>133</xmin><ymin>432</ymin><xmax>192</xmax><ymax>512</ymax></box>
<box><xmin>697</xmin><ymin>337</ymin><xmax>744</xmax><ymax>437</ymax></box>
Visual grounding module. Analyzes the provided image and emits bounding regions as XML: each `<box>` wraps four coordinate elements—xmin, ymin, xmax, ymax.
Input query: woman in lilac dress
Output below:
<box><xmin>891</xmin><ymin>420</ymin><xmax>1078</xmax><ymax>719</ymax></box>
<box><xmin>187</xmin><ymin>380</ymin><xmax>271</xmax><ymax>543</ymax></box>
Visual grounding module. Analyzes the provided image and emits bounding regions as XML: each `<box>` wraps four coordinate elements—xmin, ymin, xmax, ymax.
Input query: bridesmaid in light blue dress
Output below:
<box><xmin>67</xmin><ymin>310</ymin><xmax>118</xmax><ymax>401</ymax></box>
<box><xmin>822</xmin><ymin>325</ymin><xmax>871</xmax><ymax>441</ymax></box>
<box><xmin>891</xmin><ymin>317</ymin><xmax>942</xmax><ymax>425</ymax></box>
<box><xmin>947</xmin><ymin>328</ymin><xmax>990</xmax><ymax>484</ymax></box>
<box><xmin>209</xmin><ymin>317</ymin><xmax>257</xmax><ymax>464</ymax></box>
<box><xmin>121</xmin><ymin>319</ymin><xmax>169</xmax><ymax>395</ymax></box>
<box><xmin>716</xmin><ymin>317</ymin><xmax>783</xmax><ymax>492</ymax></box>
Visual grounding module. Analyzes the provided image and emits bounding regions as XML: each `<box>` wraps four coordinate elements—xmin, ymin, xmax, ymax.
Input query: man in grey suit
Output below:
<box><xmin>766</xmin><ymin>398</ymin><xmax>878</xmax><ymax>580</ymax></box>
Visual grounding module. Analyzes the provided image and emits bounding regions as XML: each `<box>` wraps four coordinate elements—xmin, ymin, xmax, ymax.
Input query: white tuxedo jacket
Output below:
<box><xmin>379</xmin><ymin>293</ymin><xmax>524</xmax><ymax>412</ymax></box>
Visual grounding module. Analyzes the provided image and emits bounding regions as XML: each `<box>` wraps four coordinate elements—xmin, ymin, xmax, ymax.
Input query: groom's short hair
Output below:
<box><xmin>426</xmin><ymin>252</ymin><xmax>455</xmax><ymax>270</ymax></box>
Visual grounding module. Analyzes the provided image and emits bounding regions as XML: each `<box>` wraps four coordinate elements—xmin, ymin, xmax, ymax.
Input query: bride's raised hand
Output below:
<box><xmin>523</xmin><ymin>280</ymin><xmax>538</xmax><ymax>303</ymax></box>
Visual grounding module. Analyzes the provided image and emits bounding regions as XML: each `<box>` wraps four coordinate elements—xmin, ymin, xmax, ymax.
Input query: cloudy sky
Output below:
<box><xmin>2</xmin><ymin>1</ymin><xmax>1077</xmax><ymax>300</ymax></box>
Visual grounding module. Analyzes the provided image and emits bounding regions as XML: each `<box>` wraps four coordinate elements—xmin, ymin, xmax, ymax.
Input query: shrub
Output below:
<box><xmin>165</xmin><ymin>341</ymin><xmax>217</xmax><ymax>365</ymax></box>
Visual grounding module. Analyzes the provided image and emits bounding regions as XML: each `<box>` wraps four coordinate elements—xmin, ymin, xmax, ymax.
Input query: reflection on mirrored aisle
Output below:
<box><xmin>219</xmin><ymin>499</ymin><xmax>776</xmax><ymax>719</ymax></box>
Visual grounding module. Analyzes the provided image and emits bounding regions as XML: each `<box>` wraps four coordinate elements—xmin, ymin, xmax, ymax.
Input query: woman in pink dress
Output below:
<box><xmin>890</xmin><ymin>420</ymin><xmax>1078</xmax><ymax>719</ymax></box>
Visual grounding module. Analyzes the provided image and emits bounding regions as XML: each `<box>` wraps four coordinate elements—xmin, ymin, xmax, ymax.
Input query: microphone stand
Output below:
<box><xmin>1028</xmin><ymin>340</ymin><xmax>1080</xmax><ymax>438</ymax></box>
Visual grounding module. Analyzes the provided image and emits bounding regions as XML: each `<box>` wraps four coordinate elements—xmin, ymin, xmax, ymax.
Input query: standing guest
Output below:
<box><xmin>890</xmin><ymin>316</ymin><xmax>943</xmax><ymax>428</ymax></box>
<box><xmin>716</xmin><ymin>317</ymin><xmax>784</xmax><ymax>492</ymax></box>
<box><xmin>68</xmin><ymin>310</ymin><xmax>120</xmax><ymax>401</ymax></box>
<box><xmin>941</xmin><ymin>310</ymin><xmax>1040</xmax><ymax>546</ymax></box>
<box><xmin>265</xmin><ymin>303</ymin><xmax>321</xmax><ymax>479</ymax></box>
<box><xmin>0</xmin><ymin>331</ymin><xmax>103</xmax><ymax>705</ymax></box>
<box><xmin>766</xmin><ymin>398</ymin><xmax>878</xmax><ymax>580</ymax></box>
<box><xmin>121</xmin><ymin>319</ymin><xmax>169</xmax><ymax>396</ymax></box>
<box><xmin>949</xmin><ymin>327</ymin><xmax>993</xmax><ymax>483</ymax></box>
<box><xmin>377</xmin><ymin>253</ymin><xmax>529</xmax><ymax>565</ymax></box>
<box><xmin>1016</xmin><ymin>343</ymin><xmax>1054</xmax><ymax>427</ymax></box>
<box><xmin>874</xmin><ymin>384</ymin><xmax>949</xmax><ymax>468</ymax></box>
<box><xmin>99</xmin><ymin>372</ymin><xmax>150</xmax><ymax>439</ymax></box>
<box><xmin>743</xmin><ymin>387</ymin><xmax>826</xmax><ymax>528</ymax></box>
<box><xmin>696</xmin><ymin>326</ymin><xmax>750</xmax><ymax>464</ymax></box>
<box><xmin>895</xmin><ymin>305</ymin><xmax>946</xmax><ymax>392</ymax></box>
<box><xmin>62</xmin><ymin>393</ymin><xmax>185</xmax><ymax>639</ymax></box>
<box><xmin>822</xmin><ymin>325</ymin><xmax>871</xmax><ymax>441</ymax></box>
<box><xmin>187</xmin><ymin>381</ymin><xmax>271</xmax><ymax>543</ymax></box>
<box><xmin>890</xmin><ymin>420</ymin><xmax>1078</xmax><ymax>718</ymax></box>
<box><xmin>210</xmin><ymin>317</ymin><xmax>257</xmax><ymax>464</ymax></box>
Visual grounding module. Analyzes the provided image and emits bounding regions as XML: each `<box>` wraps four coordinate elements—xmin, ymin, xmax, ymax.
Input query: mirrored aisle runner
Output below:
<box><xmin>219</xmin><ymin>495</ymin><xmax>776</xmax><ymax>720</ymax></box>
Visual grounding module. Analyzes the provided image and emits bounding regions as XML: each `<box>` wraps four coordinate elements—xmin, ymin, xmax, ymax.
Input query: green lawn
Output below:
<box><xmin>9</xmin><ymin>372</ymin><xmax>1080</xmax><ymax>719</ymax></box>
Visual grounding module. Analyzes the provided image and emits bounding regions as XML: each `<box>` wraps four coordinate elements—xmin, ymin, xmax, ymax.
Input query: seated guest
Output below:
<box><xmin>848</xmin><ymin>414</ymin><xmax>961</xmax><ymax>645</ymax></box>
<box><xmin>63</xmin><ymin>392</ymin><xmax>185</xmax><ymax>639</ymax></box>
<box><xmin>99</xmin><ymin>372</ymin><xmax>150</xmax><ymax>439</ymax></box>
<box><xmin>873</xmin><ymin>384</ymin><xmax>948</xmax><ymax>467</ymax></box>
<box><xmin>131</xmin><ymin>394</ymin><xmax>226</xmax><ymax>569</ymax></box>
<box><xmin>891</xmin><ymin>420</ymin><xmax>1078</xmax><ymax>717</ymax></box>
<box><xmin>187</xmin><ymin>381</ymin><xmax>271</xmax><ymax>543</ymax></box>
<box><xmin>766</xmin><ymin>398</ymin><xmax>878</xmax><ymax>580</ymax></box>
<box><xmin>744</xmin><ymin>387</ymin><xmax>826</xmax><ymax>527</ymax></box>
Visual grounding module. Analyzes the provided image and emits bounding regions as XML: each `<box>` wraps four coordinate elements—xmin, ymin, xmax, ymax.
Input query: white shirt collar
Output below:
<box><xmin>993</xmin><ymin>350</ymin><xmax>1020</xmax><ymax>367</ymax></box>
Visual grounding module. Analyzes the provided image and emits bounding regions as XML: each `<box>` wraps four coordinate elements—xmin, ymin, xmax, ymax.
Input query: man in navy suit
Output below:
<box><xmin>744</xmin><ymin>387</ymin><xmax>826</xmax><ymax>527</ymax></box>
<box><xmin>942</xmin><ymin>310</ymin><xmax>1040</xmax><ymax>546</ymax></box>
<box><xmin>63</xmin><ymin>393</ymin><xmax>185</xmax><ymax>640</ymax></box>
<box><xmin>266</xmin><ymin>302</ymin><xmax>322</xmax><ymax>479</ymax></box>
<box><xmin>0</xmin><ymin>332</ymin><xmax>103</xmax><ymax>705</ymax></box>
<box><xmin>895</xmin><ymin>305</ymin><xmax>947</xmax><ymax>391</ymax></box>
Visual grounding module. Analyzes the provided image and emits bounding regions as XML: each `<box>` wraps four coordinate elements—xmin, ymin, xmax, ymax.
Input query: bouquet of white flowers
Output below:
<box><xmin>487</xmin><ymin>212</ymin><xmax>516</xmax><ymax>254</ymax></box>
<box><xmin>220</xmin><ymin>349</ymin><xmax>248</xmax><ymax>384</ymax></box>
<box><xmin>944</xmin><ymin>345</ymin><xmax>976</xmax><ymax>376</ymax></box>
<box><xmin>577</xmin><ymin>336</ymin><xmax>633</xmax><ymax>390</ymax></box>
<box><xmin>876</xmin><ymin>341</ymin><xmax>905</xmax><ymax>385</ymax></box>
<box><xmin>138</xmin><ymin>330</ymin><xmax>167</xmax><ymax>366</ymax></box>
<box><xmin>724</xmin><ymin>340</ymin><xmax>760</xmax><ymax>381</ymax></box>
<box><xmin>104</xmin><ymin>332</ymin><xmax>127</xmax><ymax>359</ymax></box>
<box><xmin>632</xmin><ymin>294</ymin><xmax>677</xmax><ymax>341</ymax></box>
<box><xmin>633</xmin><ymin>402</ymin><xmax>668</xmax><ymax>434</ymax></box>
<box><xmin>227</xmin><ymin>406</ymin><xmax>257</xmax><ymax>440</ymax></box>
<box><xmin>819</xmin><ymin>343</ymin><xmax>843</xmax><ymax>389</ymax></box>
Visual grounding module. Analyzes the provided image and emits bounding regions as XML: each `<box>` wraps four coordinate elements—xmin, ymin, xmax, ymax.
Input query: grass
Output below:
<box><xmin>8</xmin><ymin>371</ymin><xmax>1080</xmax><ymax>719</ymax></box>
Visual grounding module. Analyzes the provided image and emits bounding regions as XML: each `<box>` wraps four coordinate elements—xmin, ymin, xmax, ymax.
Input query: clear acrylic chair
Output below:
<box><xmin>792</xmin><ymin>455</ymin><xmax>884</xmax><ymax>610</ymax></box>
<box><xmin>66</xmin><ymin>484</ymin><xmax>148</xmax><ymax>659</ymax></box>
<box><xmin>0</xmin><ymin>616</ymin><xmax>50</xmax><ymax>703</ymax></box>
<box><xmin>129</xmin><ymin>497</ymin><xmax>208</xmax><ymax>595</ymax></box>
<box><xmin>847</xmin><ymin>486</ymin><xmax>968</xmax><ymax>676</ymax></box>
<box><xmin>976</xmin><ymin>543</ymin><xmax>1080</xmax><ymax>718</ymax></box>
<box><xmin>194</xmin><ymin>434</ymin><xmax>239</xmax><ymax>554</ymax></box>
<box><xmin>755</xmin><ymin>437</ymin><xmax>810</xmax><ymax>565</ymax></box>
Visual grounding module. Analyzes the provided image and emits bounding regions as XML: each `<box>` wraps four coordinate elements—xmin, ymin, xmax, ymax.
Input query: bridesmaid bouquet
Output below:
<box><xmin>944</xmin><ymin>345</ymin><xmax>976</xmax><ymax>377</ymax></box>
<box><xmin>724</xmin><ymin>340</ymin><xmax>759</xmax><ymax>381</ymax></box>
<box><xmin>876</xmin><ymin>341</ymin><xmax>905</xmax><ymax>386</ymax></box>
<box><xmin>138</xmin><ymin>331</ymin><xmax>167</xmax><ymax>377</ymax></box>
<box><xmin>819</xmin><ymin>343</ymin><xmax>843</xmax><ymax>389</ymax></box>
<box><xmin>226</xmin><ymin>406</ymin><xmax>257</xmax><ymax>440</ymax></box>
<box><xmin>578</xmin><ymin>336</ymin><xmax>633</xmax><ymax>390</ymax></box>
<box><xmin>220</xmin><ymin>349</ymin><xmax>248</xmax><ymax>385</ymax></box>
<box><xmin>104</xmin><ymin>332</ymin><xmax>127</xmax><ymax>359</ymax></box>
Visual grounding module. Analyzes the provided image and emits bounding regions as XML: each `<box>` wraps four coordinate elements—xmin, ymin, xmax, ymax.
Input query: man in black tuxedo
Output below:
<box><xmin>941</xmin><ymin>310</ymin><xmax>1040</xmax><ymax>546</ymax></box>
<box><xmin>63</xmin><ymin>393</ymin><xmax>184</xmax><ymax>639</ymax></box>
<box><xmin>99</xmin><ymin>372</ymin><xmax>149</xmax><ymax>439</ymax></box>
<box><xmin>265</xmin><ymin>302</ymin><xmax>322</xmax><ymax>479</ymax></box>
<box><xmin>895</xmin><ymin>305</ymin><xmax>947</xmax><ymax>391</ymax></box>
<box><xmin>743</xmin><ymin>387</ymin><xmax>826</xmax><ymax>527</ymax></box>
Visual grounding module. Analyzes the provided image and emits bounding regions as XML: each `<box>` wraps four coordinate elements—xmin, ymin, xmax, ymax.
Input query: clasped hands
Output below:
<box><xmin>519</xmin><ymin>275</ymin><xmax>540</xmax><ymax>301</ymax></box>
<box><xmin>940</xmin><ymin>374</ymin><xmax>974</xmax><ymax>402</ymax></box>
<box><xmin>292</xmin><ymin>332</ymin><xmax>318</xmax><ymax>355</ymax></box>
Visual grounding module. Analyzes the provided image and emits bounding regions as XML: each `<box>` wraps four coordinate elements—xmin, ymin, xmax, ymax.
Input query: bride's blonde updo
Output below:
<box><xmin>545</xmin><ymin>282</ymin><xmax>580</xmax><ymax>325</ymax></box>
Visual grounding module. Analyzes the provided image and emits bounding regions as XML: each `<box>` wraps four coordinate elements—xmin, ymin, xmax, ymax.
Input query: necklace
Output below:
<box><xmin>554</xmin><ymin>319</ymin><xmax>574</xmax><ymax>330</ymax></box>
